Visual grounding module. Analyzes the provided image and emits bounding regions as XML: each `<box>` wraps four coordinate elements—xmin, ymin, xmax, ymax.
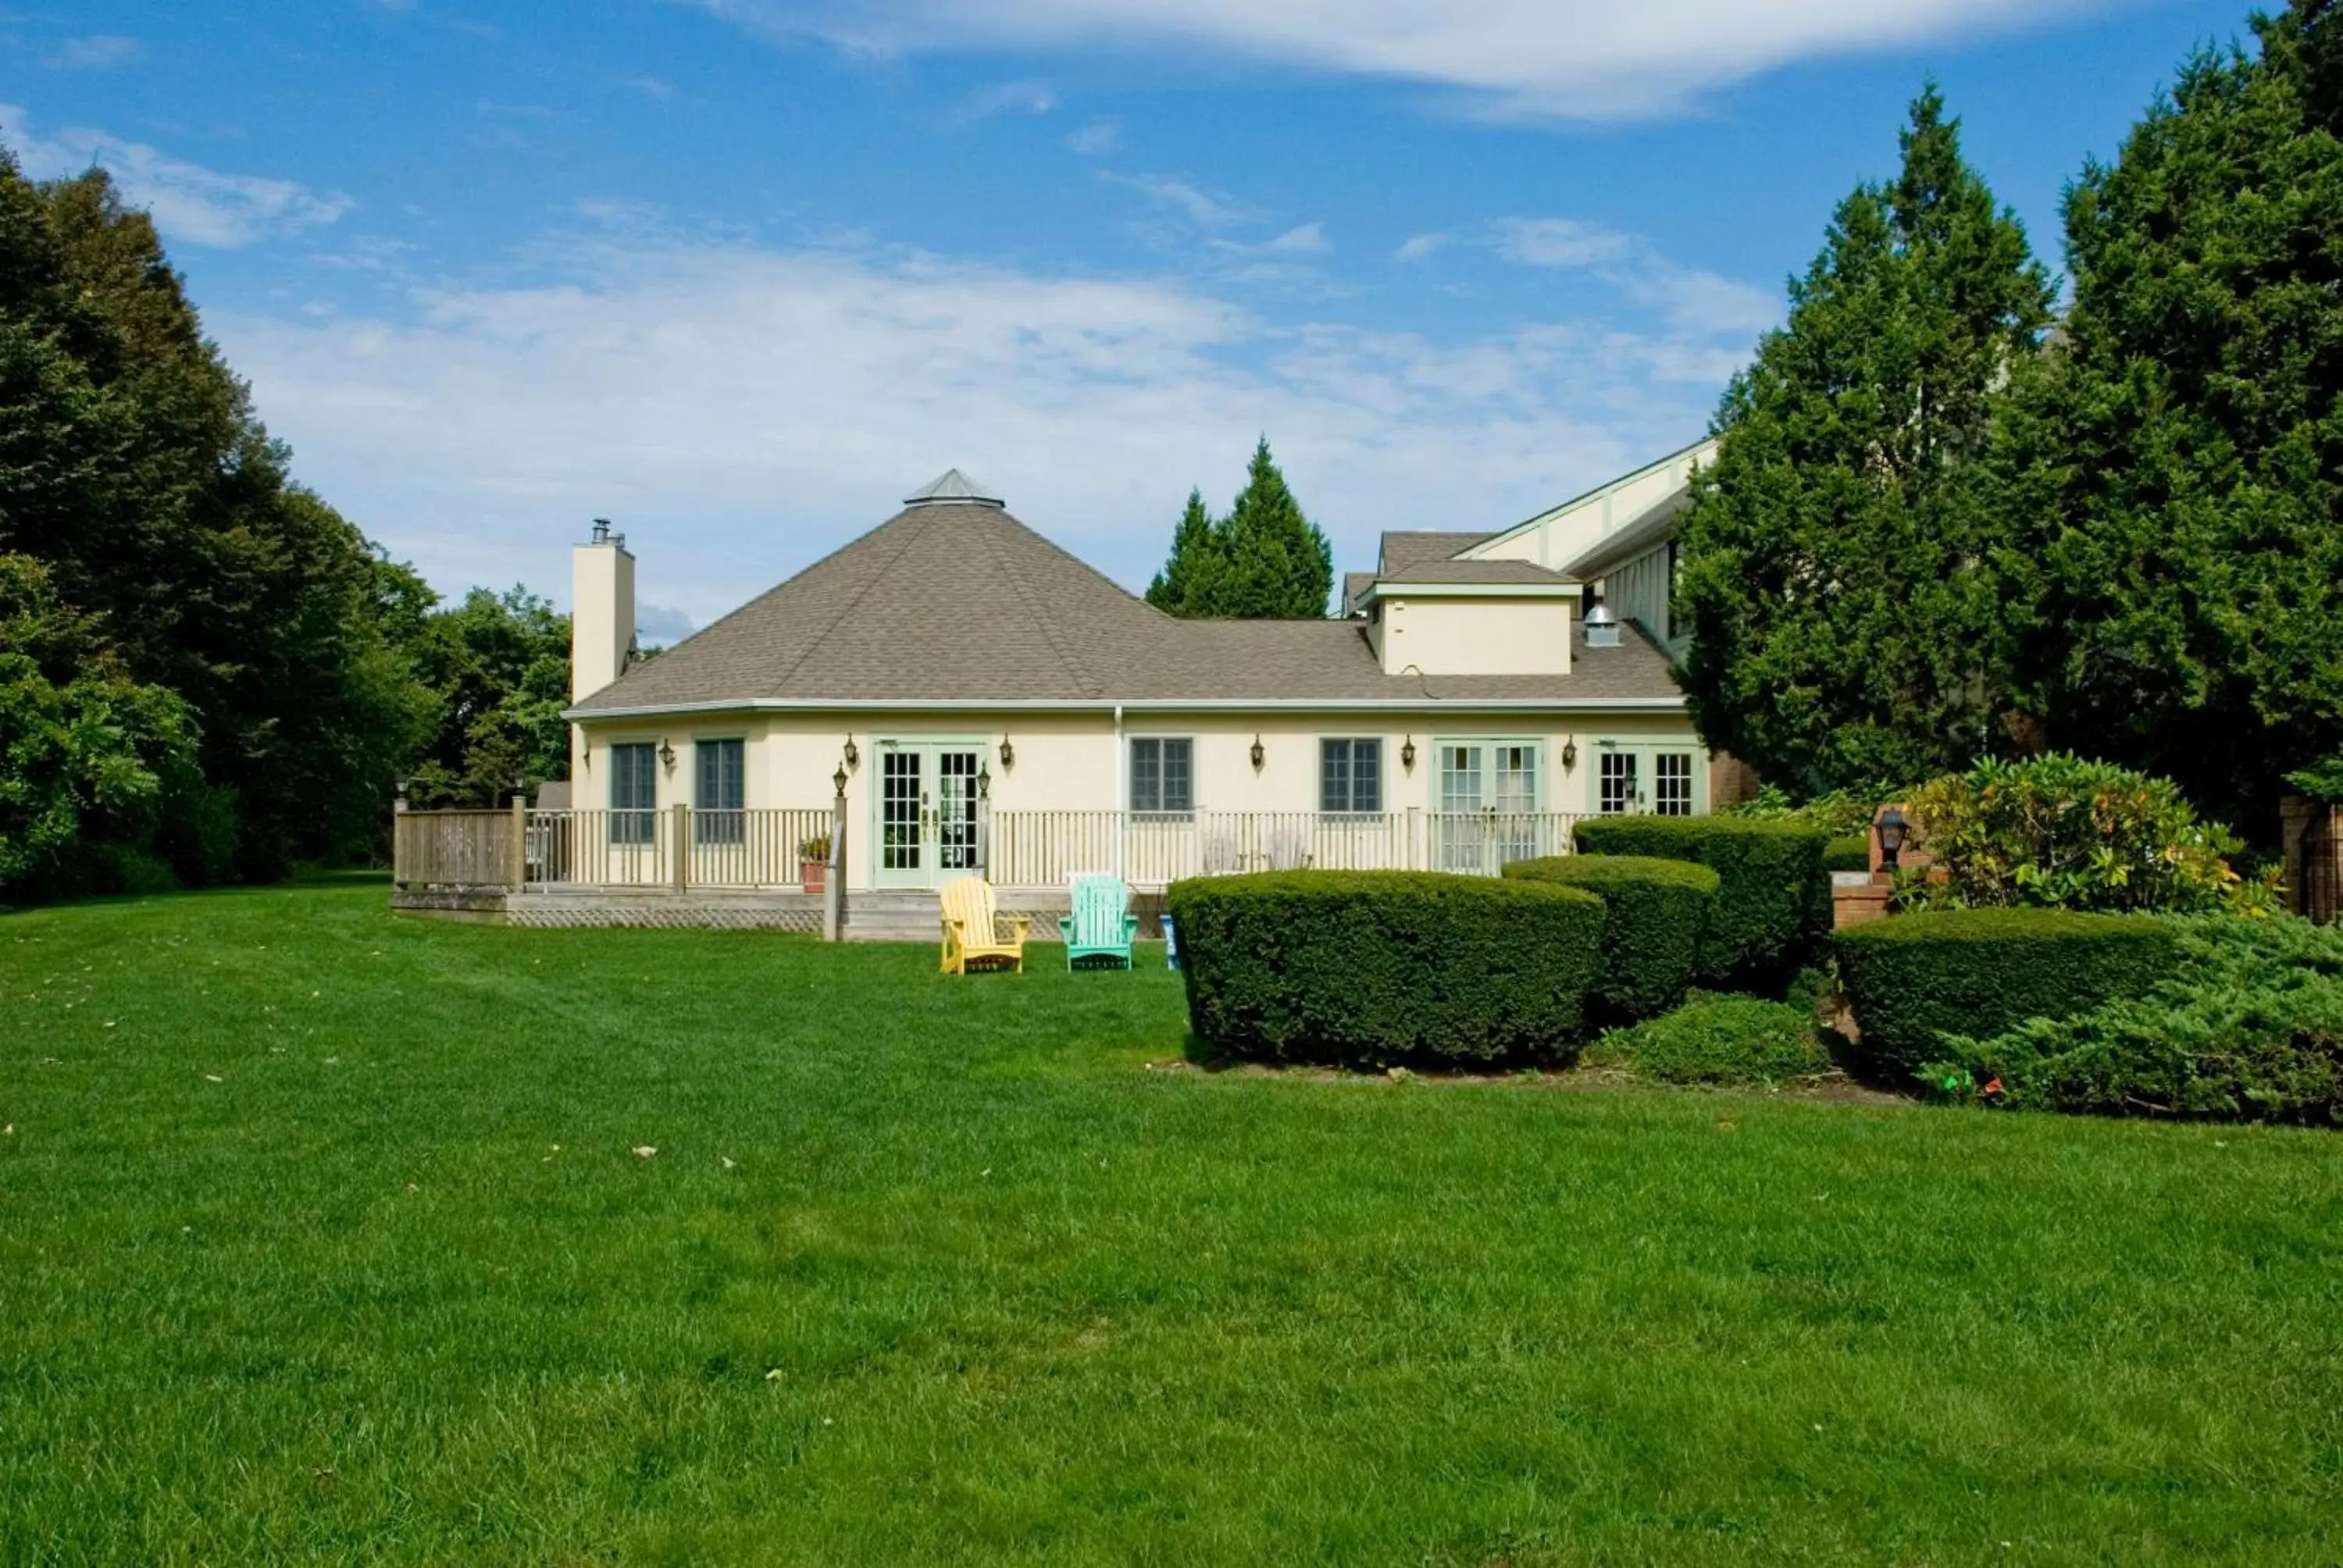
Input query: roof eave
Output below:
<box><xmin>565</xmin><ymin>693</ymin><xmax>1687</xmax><ymax>722</ymax></box>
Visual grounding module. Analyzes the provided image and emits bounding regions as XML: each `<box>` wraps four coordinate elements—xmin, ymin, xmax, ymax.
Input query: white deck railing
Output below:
<box><xmin>396</xmin><ymin>804</ymin><xmax>1589</xmax><ymax>891</ymax></box>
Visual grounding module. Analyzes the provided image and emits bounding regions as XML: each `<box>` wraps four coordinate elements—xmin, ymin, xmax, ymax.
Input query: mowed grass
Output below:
<box><xmin>3</xmin><ymin>882</ymin><xmax>2341</xmax><ymax>1565</ymax></box>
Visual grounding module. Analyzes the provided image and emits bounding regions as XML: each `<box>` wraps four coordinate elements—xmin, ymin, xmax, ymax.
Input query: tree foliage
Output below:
<box><xmin>1989</xmin><ymin>1</ymin><xmax>2343</xmax><ymax>832</ymax></box>
<box><xmin>1674</xmin><ymin>87</ymin><xmax>2055</xmax><ymax>796</ymax></box>
<box><xmin>0</xmin><ymin>151</ymin><xmax>433</xmax><ymax>886</ymax></box>
<box><xmin>1146</xmin><ymin>438</ymin><xmax>1333</xmax><ymax>618</ymax></box>
<box><xmin>398</xmin><ymin>585</ymin><xmax>573</xmax><ymax>808</ymax></box>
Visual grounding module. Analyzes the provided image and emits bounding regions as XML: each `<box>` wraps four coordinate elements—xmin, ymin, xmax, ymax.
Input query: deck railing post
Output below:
<box><xmin>672</xmin><ymin>804</ymin><xmax>690</xmax><ymax>893</ymax></box>
<box><xmin>823</xmin><ymin>793</ymin><xmax>846</xmax><ymax>942</ymax></box>
<box><xmin>508</xmin><ymin>794</ymin><xmax>527</xmax><ymax>889</ymax></box>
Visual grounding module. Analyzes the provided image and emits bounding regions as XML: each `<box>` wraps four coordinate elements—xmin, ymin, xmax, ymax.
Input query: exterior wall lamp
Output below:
<box><xmin>1250</xmin><ymin>734</ymin><xmax>1265</xmax><ymax>771</ymax></box>
<box><xmin>842</xmin><ymin>736</ymin><xmax>860</xmax><ymax>772</ymax></box>
<box><xmin>1400</xmin><ymin>736</ymin><xmax>1416</xmax><ymax>772</ymax></box>
<box><xmin>658</xmin><ymin>740</ymin><xmax>677</xmax><ymax>774</ymax></box>
<box><xmin>1560</xmin><ymin>736</ymin><xmax>1578</xmax><ymax>770</ymax></box>
<box><xmin>833</xmin><ymin>762</ymin><xmax>849</xmax><ymax>799</ymax></box>
<box><xmin>999</xmin><ymin>736</ymin><xmax>1015</xmax><ymax>770</ymax></box>
<box><xmin>1877</xmin><ymin>805</ymin><xmax>1910</xmax><ymax>872</ymax></box>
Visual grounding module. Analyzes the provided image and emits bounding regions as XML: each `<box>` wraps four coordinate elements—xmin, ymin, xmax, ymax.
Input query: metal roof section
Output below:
<box><xmin>903</xmin><ymin>469</ymin><xmax>1004</xmax><ymax>508</ymax></box>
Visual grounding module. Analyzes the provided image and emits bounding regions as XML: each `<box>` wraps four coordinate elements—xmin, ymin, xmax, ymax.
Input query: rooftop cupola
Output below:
<box><xmin>904</xmin><ymin>469</ymin><xmax>1004</xmax><ymax>509</ymax></box>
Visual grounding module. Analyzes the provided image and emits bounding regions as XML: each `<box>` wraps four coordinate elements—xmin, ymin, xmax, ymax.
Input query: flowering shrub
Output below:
<box><xmin>1896</xmin><ymin>754</ymin><xmax>2278</xmax><ymax>916</ymax></box>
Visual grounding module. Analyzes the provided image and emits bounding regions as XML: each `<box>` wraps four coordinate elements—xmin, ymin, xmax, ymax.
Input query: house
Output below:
<box><xmin>391</xmin><ymin>453</ymin><xmax>1726</xmax><ymax>928</ymax></box>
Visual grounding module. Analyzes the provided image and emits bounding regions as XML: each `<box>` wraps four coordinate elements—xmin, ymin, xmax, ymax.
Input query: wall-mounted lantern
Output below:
<box><xmin>999</xmin><ymin>736</ymin><xmax>1015</xmax><ymax>770</ymax></box>
<box><xmin>658</xmin><ymin>740</ymin><xmax>677</xmax><ymax>774</ymax></box>
<box><xmin>1400</xmin><ymin>736</ymin><xmax>1417</xmax><ymax>772</ymax></box>
<box><xmin>842</xmin><ymin>736</ymin><xmax>860</xmax><ymax>772</ymax></box>
<box><xmin>1560</xmin><ymin>736</ymin><xmax>1578</xmax><ymax>771</ymax></box>
<box><xmin>1877</xmin><ymin>805</ymin><xmax>1910</xmax><ymax>872</ymax></box>
<box><xmin>1250</xmin><ymin>734</ymin><xmax>1266</xmax><ymax>772</ymax></box>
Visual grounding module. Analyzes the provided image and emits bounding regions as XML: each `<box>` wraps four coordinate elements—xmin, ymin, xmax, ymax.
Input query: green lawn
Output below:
<box><xmin>4</xmin><ymin>880</ymin><xmax>2341</xmax><ymax>1565</ymax></box>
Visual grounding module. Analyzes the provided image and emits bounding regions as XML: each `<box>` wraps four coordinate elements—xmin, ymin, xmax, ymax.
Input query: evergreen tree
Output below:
<box><xmin>1145</xmin><ymin>489</ymin><xmax>1221</xmax><ymax>615</ymax></box>
<box><xmin>1989</xmin><ymin>2</ymin><xmax>2343</xmax><ymax>832</ymax></box>
<box><xmin>1219</xmin><ymin>437</ymin><xmax>1334</xmax><ymax>618</ymax></box>
<box><xmin>1674</xmin><ymin>87</ymin><xmax>2054</xmax><ymax>796</ymax></box>
<box><xmin>1145</xmin><ymin>439</ymin><xmax>1333</xmax><ymax>618</ymax></box>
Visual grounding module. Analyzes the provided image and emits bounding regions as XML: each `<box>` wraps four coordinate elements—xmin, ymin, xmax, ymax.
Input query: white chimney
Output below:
<box><xmin>572</xmin><ymin>519</ymin><xmax>637</xmax><ymax>703</ymax></box>
<box><xmin>571</xmin><ymin>520</ymin><xmax>636</xmax><ymax>789</ymax></box>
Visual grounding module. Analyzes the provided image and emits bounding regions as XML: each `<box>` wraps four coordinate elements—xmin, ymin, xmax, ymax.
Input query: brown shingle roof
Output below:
<box><xmin>571</xmin><ymin>503</ymin><xmax>1682</xmax><ymax>714</ymax></box>
<box><xmin>1378</xmin><ymin>530</ymin><xmax>1491</xmax><ymax>575</ymax></box>
<box><xmin>1375</xmin><ymin>558</ymin><xmax>1572</xmax><ymax>586</ymax></box>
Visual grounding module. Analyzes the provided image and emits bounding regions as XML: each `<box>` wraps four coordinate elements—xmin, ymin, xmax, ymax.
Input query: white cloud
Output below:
<box><xmin>1064</xmin><ymin>117</ymin><xmax>1121</xmax><ymax>155</ymax></box>
<box><xmin>46</xmin><ymin>35</ymin><xmax>143</xmax><ymax>69</ymax></box>
<box><xmin>681</xmin><ymin>0</ymin><xmax>2126</xmax><ymax>119</ymax></box>
<box><xmin>1100</xmin><ymin>170</ymin><xmax>1248</xmax><ymax>229</ymax></box>
<box><xmin>627</xmin><ymin>76</ymin><xmax>676</xmax><ymax>99</ymax></box>
<box><xmin>0</xmin><ymin>105</ymin><xmax>350</xmax><ymax>248</ymax></box>
<box><xmin>1491</xmin><ymin>216</ymin><xmax>1637</xmax><ymax>269</ymax></box>
<box><xmin>1265</xmin><ymin>221</ymin><xmax>1328</xmax><ymax>254</ymax></box>
<box><xmin>961</xmin><ymin>80</ymin><xmax>1057</xmax><ymax>119</ymax></box>
<box><xmin>217</xmin><ymin>230</ymin><xmax>1746</xmax><ymax>622</ymax></box>
<box><xmin>1395</xmin><ymin>232</ymin><xmax>1450</xmax><ymax>262</ymax></box>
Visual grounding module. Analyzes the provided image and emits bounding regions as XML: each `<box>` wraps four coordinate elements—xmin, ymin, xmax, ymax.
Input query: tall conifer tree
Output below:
<box><xmin>1674</xmin><ymin>87</ymin><xmax>2053</xmax><ymax>796</ymax></box>
<box><xmin>1990</xmin><ymin>1</ymin><xmax>2343</xmax><ymax>829</ymax></box>
<box><xmin>1144</xmin><ymin>439</ymin><xmax>1333</xmax><ymax>618</ymax></box>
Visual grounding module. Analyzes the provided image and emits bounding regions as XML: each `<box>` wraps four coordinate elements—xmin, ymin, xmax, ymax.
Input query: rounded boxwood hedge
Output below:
<box><xmin>1165</xmin><ymin>870</ymin><xmax>1607</xmax><ymax>1067</ymax></box>
<box><xmin>1573</xmin><ymin>817</ymin><xmax>1832</xmax><ymax>989</ymax></box>
<box><xmin>1831</xmin><ymin>908</ymin><xmax>2181</xmax><ymax>1085</ymax></box>
<box><xmin>1824</xmin><ymin>834</ymin><xmax>1871</xmax><ymax>874</ymax></box>
<box><xmin>1503</xmin><ymin>854</ymin><xmax>1718</xmax><ymax>1023</ymax></box>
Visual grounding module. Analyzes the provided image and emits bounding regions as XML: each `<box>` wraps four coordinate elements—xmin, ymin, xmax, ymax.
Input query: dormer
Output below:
<box><xmin>1357</xmin><ymin>567</ymin><xmax>1581</xmax><ymax>677</ymax></box>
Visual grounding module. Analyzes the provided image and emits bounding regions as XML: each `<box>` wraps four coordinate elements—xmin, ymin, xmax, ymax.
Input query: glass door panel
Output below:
<box><xmin>936</xmin><ymin>750</ymin><xmax>981</xmax><ymax>871</ymax></box>
<box><xmin>1492</xmin><ymin>743</ymin><xmax>1539</xmax><ymax>864</ymax></box>
<box><xmin>1653</xmin><ymin>751</ymin><xmax>1696</xmax><ymax>816</ymax></box>
<box><xmin>879</xmin><ymin>747</ymin><xmax>923</xmax><ymax>881</ymax></box>
<box><xmin>1436</xmin><ymin>743</ymin><xmax>1485</xmax><ymax>872</ymax></box>
<box><xmin>1599</xmin><ymin>750</ymin><xmax>1639</xmax><ymax>815</ymax></box>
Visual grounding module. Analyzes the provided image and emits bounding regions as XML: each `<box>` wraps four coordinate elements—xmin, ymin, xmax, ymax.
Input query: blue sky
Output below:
<box><xmin>3</xmin><ymin>0</ymin><xmax>2253</xmax><ymax>635</ymax></box>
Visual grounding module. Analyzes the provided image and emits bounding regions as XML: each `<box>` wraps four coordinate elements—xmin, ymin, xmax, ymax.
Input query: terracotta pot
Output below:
<box><xmin>801</xmin><ymin>861</ymin><xmax>826</xmax><ymax>895</ymax></box>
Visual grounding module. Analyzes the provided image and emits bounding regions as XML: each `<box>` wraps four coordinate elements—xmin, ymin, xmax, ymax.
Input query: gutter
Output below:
<box><xmin>563</xmin><ymin>694</ymin><xmax>1690</xmax><ymax>722</ymax></box>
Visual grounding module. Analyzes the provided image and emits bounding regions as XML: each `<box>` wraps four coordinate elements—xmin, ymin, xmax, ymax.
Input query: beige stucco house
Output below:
<box><xmin>546</xmin><ymin>458</ymin><xmax>1721</xmax><ymax>911</ymax></box>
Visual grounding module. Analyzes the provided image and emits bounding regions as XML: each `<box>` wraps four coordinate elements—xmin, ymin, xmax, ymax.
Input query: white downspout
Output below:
<box><xmin>1113</xmin><ymin>703</ymin><xmax>1125</xmax><ymax>882</ymax></box>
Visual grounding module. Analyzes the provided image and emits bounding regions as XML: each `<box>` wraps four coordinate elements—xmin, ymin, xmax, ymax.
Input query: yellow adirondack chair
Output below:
<box><xmin>939</xmin><ymin>877</ymin><xmax>1029</xmax><ymax>975</ymax></box>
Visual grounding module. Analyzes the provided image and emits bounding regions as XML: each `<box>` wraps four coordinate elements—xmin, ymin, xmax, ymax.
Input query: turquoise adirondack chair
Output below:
<box><xmin>1059</xmin><ymin>874</ymin><xmax>1139</xmax><ymax>971</ymax></box>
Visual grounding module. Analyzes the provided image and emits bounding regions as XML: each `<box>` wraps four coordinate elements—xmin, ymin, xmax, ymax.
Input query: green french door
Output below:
<box><xmin>872</xmin><ymin>739</ymin><xmax>985</xmax><ymax>889</ymax></box>
<box><xmin>1434</xmin><ymin>740</ymin><xmax>1542</xmax><ymax>874</ymax></box>
<box><xmin>1593</xmin><ymin>742</ymin><xmax>1703</xmax><ymax>817</ymax></box>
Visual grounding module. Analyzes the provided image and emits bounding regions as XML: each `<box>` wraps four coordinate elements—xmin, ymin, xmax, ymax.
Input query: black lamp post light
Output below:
<box><xmin>1877</xmin><ymin>805</ymin><xmax>1910</xmax><ymax>872</ymax></box>
<box><xmin>833</xmin><ymin>763</ymin><xmax>849</xmax><ymax>799</ymax></box>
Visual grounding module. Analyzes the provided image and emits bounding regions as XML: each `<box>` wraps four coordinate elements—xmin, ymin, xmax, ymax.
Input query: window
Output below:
<box><xmin>1654</xmin><ymin>750</ymin><xmax>1695</xmax><ymax>816</ymax></box>
<box><xmin>610</xmin><ymin>742</ymin><xmax>657</xmax><ymax>845</ymax></box>
<box><xmin>1320</xmin><ymin>738</ymin><xmax>1382</xmax><ymax>814</ymax></box>
<box><xmin>694</xmin><ymin>738</ymin><xmax>744</xmax><ymax>844</ymax></box>
<box><xmin>1129</xmin><ymin>737</ymin><xmax>1193</xmax><ymax>815</ymax></box>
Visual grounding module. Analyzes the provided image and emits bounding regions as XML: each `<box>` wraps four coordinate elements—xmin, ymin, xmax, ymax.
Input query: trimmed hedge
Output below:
<box><xmin>1503</xmin><ymin>855</ymin><xmax>1719</xmax><ymax>1023</ymax></box>
<box><xmin>1824</xmin><ymin>834</ymin><xmax>1871</xmax><ymax>874</ymax></box>
<box><xmin>1167</xmin><ymin>871</ymin><xmax>1607</xmax><ymax>1067</ymax></box>
<box><xmin>1573</xmin><ymin>816</ymin><xmax>1833</xmax><ymax>989</ymax></box>
<box><xmin>1833</xmin><ymin>909</ymin><xmax>2180</xmax><ymax>1085</ymax></box>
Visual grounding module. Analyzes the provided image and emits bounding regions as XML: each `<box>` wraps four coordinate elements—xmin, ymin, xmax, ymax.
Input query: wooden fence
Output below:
<box><xmin>393</xmin><ymin>806</ymin><xmax>523</xmax><ymax>888</ymax></box>
<box><xmin>2283</xmin><ymin>796</ymin><xmax>2341</xmax><ymax>924</ymax></box>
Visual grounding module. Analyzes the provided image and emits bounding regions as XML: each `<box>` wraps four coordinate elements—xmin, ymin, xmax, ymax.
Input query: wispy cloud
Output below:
<box><xmin>626</xmin><ymin>76</ymin><xmax>676</xmax><ymax>99</ymax></box>
<box><xmin>677</xmin><ymin>0</ymin><xmax>2127</xmax><ymax>120</ymax></box>
<box><xmin>1264</xmin><ymin>222</ymin><xmax>1328</xmax><ymax>254</ymax></box>
<box><xmin>0</xmin><ymin>105</ymin><xmax>351</xmax><ymax>248</ymax></box>
<box><xmin>1100</xmin><ymin>170</ymin><xmax>1249</xmax><ymax>229</ymax></box>
<box><xmin>1064</xmin><ymin>117</ymin><xmax>1121</xmax><ymax>156</ymax></box>
<box><xmin>1410</xmin><ymin>216</ymin><xmax>1778</xmax><ymax>338</ymax></box>
<box><xmin>45</xmin><ymin>34</ymin><xmax>142</xmax><ymax>69</ymax></box>
<box><xmin>216</xmin><ymin>224</ymin><xmax>1739</xmax><ymax>619</ymax></box>
<box><xmin>960</xmin><ymin>79</ymin><xmax>1057</xmax><ymax>119</ymax></box>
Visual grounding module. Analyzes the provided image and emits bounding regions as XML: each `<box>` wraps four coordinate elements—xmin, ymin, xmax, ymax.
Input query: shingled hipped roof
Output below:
<box><xmin>569</xmin><ymin>499</ymin><xmax>1683</xmax><ymax>715</ymax></box>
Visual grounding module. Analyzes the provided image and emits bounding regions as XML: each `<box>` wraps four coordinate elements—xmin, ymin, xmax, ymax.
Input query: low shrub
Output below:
<box><xmin>1899</xmin><ymin>753</ymin><xmax>2277</xmax><ymax>915</ymax></box>
<box><xmin>1574</xmin><ymin>816</ymin><xmax>1832</xmax><ymax>990</ymax></box>
<box><xmin>1167</xmin><ymin>871</ymin><xmax>1606</xmax><ymax>1067</ymax></box>
<box><xmin>1833</xmin><ymin>908</ymin><xmax>2178</xmax><ymax>1085</ymax></box>
<box><xmin>1824</xmin><ymin>834</ymin><xmax>1870</xmax><ymax>874</ymax></box>
<box><xmin>1503</xmin><ymin>854</ymin><xmax>1718</xmax><ymax>1023</ymax></box>
<box><xmin>1931</xmin><ymin>918</ymin><xmax>2343</xmax><ymax>1123</ymax></box>
<box><xmin>1596</xmin><ymin>994</ymin><xmax>1831</xmax><ymax>1087</ymax></box>
<box><xmin>1724</xmin><ymin>786</ymin><xmax>1885</xmax><ymax>836</ymax></box>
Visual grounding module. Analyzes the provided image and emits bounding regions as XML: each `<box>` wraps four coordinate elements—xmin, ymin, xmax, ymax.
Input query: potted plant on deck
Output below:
<box><xmin>798</xmin><ymin>833</ymin><xmax>832</xmax><ymax>896</ymax></box>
